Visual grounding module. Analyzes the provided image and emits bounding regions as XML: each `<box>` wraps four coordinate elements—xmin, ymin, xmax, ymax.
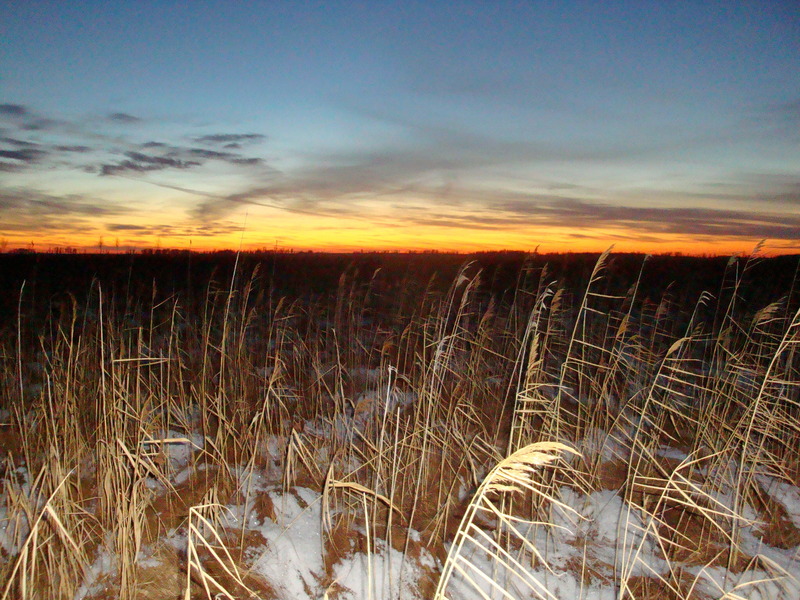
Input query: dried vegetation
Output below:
<box><xmin>0</xmin><ymin>246</ymin><xmax>798</xmax><ymax>599</ymax></box>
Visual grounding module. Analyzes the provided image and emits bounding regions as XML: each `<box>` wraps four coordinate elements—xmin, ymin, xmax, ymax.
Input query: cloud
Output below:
<box><xmin>0</xmin><ymin>187</ymin><xmax>129</xmax><ymax>235</ymax></box>
<box><xmin>0</xmin><ymin>107</ymin><xmax>266</xmax><ymax>176</ymax></box>
<box><xmin>185</xmin><ymin>130</ymin><xmax>555</xmax><ymax>221</ymax></box>
<box><xmin>0</xmin><ymin>135</ymin><xmax>93</xmax><ymax>167</ymax></box>
<box><xmin>0</xmin><ymin>104</ymin><xmax>62</xmax><ymax>131</ymax></box>
<box><xmin>186</xmin><ymin>179</ymin><xmax>375</xmax><ymax>222</ymax></box>
<box><xmin>54</xmin><ymin>145</ymin><xmax>92</xmax><ymax>153</ymax></box>
<box><xmin>187</xmin><ymin>147</ymin><xmax>265</xmax><ymax>166</ymax></box>
<box><xmin>742</xmin><ymin>173</ymin><xmax>800</xmax><ymax>205</ymax></box>
<box><xmin>100</xmin><ymin>151</ymin><xmax>201</xmax><ymax>176</ymax></box>
<box><xmin>678</xmin><ymin>173</ymin><xmax>800</xmax><ymax>208</ymax></box>
<box><xmin>739</xmin><ymin>97</ymin><xmax>800</xmax><ymax>144</ymax></box>
<box><xmin>1</xmin><ymin>102</ymin><xmax>795</xmax><ymax>249</ymax></box>
<box><xmin>104</xmin><ymin>221</ymin><xmax>244</xmax><ymax>237</ymax></box>
<box><xmin>0</xmin><ymin>188</ymin><xmax>124</xmax><ymax>217</ymax></box>
<box><xmin>104</xmin><ymin>223</ymin><xmax>145</xmax><ymax>231</ymax></box>
<box><xmin>99</xmin><ymin>140</ymin><xmax>269</xmax><ymax>175</ymax></box>
<box><xmin>188</xmin><ymin>148</ymin><xmax>238</xmax><ymax>160</ymax></box>
<box><xmin>193</xmin><ymin>133</ymin><xmax>266</xmax><ymax>145</ymax></box>
<box><xmin>0</xmin><ymin>148</ymin><xmax>47</xmax><ymax>163</ymax></box>
<box><xmin>108</xmin><ymin>112</ymin><xmax>141</xmax><ymax>123</ymax></box>
<box><xmin>482</xmin><ymin>196</ymin><xmax>800</xmax><ymax>240</ymax></box>
<box><xmin>0</xmin><ymin>136</ymin><xmax>37</xmax><ymax>147</ymax></box>
<box><xmin>229</xmin><ymin>157</ymin><xmax>264</xmax><ymax>166</ymax></box>
<box><xmin>191</xmin><ymin>167</ymin><xmax>800</xmax><ymax>243</ymax></box>
<box><xmin>113</xmin><ymin>106</ymin><xmax>795</xmax><ymax>248</ymax></box>
<box><xmin>0</xmin><ymin>133</ymin><xmax>93</xmax><ymax>171</ymax></box>
<box><xmin>0</xmin><ymin>104</ymin><xmax>27</xmax><ymax>117</ymax></box>
<box><xmin>21</xmin><ymin>118</ymin><xmax>60</xmax><ymax>131</ymax></box>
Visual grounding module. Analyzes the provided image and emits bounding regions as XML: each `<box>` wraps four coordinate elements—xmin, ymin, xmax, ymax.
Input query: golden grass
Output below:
<box><xmin>0</xmin><ymin>247</ymin><xmax>797</xmax><ymax>599</ymax></box>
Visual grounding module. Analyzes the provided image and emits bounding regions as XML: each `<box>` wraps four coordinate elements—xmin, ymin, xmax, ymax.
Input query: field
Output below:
<box><xmin>1</xmin><ymin>247</ymin><xmax>799</xmax><ymax>599</ymax></box>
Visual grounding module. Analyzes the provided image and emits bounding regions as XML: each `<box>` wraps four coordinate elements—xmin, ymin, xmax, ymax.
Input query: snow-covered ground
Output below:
<box><xmin>4</xmin><ymin>422</ymin><xmax>798</xmax><ymax>599</ymax></box>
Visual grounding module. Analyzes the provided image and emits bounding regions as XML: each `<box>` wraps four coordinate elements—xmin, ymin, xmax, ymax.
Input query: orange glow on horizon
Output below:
<box><xmin>4</xmin><ymin>226</ymin><xmax>796</xmax><ymax>258</ymax></box>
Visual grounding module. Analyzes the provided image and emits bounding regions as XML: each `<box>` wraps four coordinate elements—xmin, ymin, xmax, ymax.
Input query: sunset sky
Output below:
<box><xmin>1</xmin><ymin>1</ymin><xmax>798</xmax><ymax>254</ymax></box>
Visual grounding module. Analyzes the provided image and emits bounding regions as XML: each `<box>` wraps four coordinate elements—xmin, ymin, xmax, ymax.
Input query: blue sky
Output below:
<box><xmin>1</xmin><ymin>1</ymin><xmax>798</xmax><ymax>253</ymax></box>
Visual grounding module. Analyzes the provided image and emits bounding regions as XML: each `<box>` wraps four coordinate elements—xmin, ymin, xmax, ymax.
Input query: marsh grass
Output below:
<box><xmin>0</xmin><ymin>248</ymin><xmax>798</xmax><ymax>599</ymax></box>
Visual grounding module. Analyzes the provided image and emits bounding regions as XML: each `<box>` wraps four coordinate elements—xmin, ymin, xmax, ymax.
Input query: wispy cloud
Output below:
<box><xmin>54</xmin><ymin>144</ymin><xmax>92</xmax><ymax>153</ymax></box>
<box><xmin>187</xmin><ymin>147</ymin><xmax>265</xmax><ymax>166</ymax></box>
<box><xmin>0</xmin><ymin>136</ymin><xmax>38</xmax><ymax>147</ymax></box>
<box><xmin>489</xmin><ymin>197</ymin><xmax>800</xmax><ymax>240</ymax></box>
<box><xmin>100</xmin><ymin>151</ymin><xmax>201</xmax><ymax>175</ymax></box>
<box><xmin>104</xmin><ymin>221</ymin><xmax>244</xmax><ymax>238</ymax></box>
<box><xmin>0</xmin><ymin>187</ymin><xmax>129</xmax><ymax>235</ymax></box>
<box><xmin>193</xmin><ymin>133</ymin><xmax>266</xmax><ymax>146</ymax></box>
<box><xmin>0</xmin><ymin>148</ymin><xmax>47</xmax><ymax>163</ymax></box>
<box><xmin>108</xmin><ymin>112</ymin><xmax>141</xmax><ymax>123</ymax></box>
<box><xmin>99</xmin><ymin>137</ymin><xmax>269</xmax><ymax>176</ymax></box>
<box><xmin>0</xmin><ymin>135</ymin><xmax>49</xmax><ymax>170</ymax></box>
<box><xmin>189</xmin><ymin>170</ymin><xmax>800</xmax><ymax>243</ymax></box>
<box><xmin>0</xmin><ymin>106</ymin><xmax>270</xmax><ymax>177</ymax></box>
<box><xmin>0</xmin><ymin>103</ymin><xmax>61</xmax><ymax>131</ymax></box>
<box><xmin>0</xmin><ymin>104</ymin><xmax>27</xmax><ymax>117</ymax></box>
<box><xmin>1</xmin><ymin>102</ymin><xmax>797</xmax><ymax>250</ymax></box>
<box><xmin>0</xmin><ymin>188</ymin><xmax>125</xmax><ymax>217</ymax></box>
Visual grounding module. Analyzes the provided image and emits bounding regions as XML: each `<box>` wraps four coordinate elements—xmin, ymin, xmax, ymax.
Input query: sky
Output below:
<box><xmin>1</xmin><ymin>1</ymin><xmax>798</xmax><ymax>255</ymax></box>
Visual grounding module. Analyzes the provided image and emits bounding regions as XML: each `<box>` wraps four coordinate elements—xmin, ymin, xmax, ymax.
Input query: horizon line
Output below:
<box><xmin>1</xmin><ymin>244</ymin><xmax>795</xmax><ymax>260</ymax></box>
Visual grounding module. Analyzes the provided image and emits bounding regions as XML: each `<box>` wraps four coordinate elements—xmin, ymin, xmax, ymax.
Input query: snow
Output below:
<box><xmin>3</xmin><ymin>426</ymin><xmax>800</xmax><ymax>599</ymax></box>
<box><xmin>0</xmin><ymin>440</ymin><xmax>798</xmax><ymax>600</ymax></box>
<box><xmin>142</xmin><ymin>429</ymin><xmax>204</xmax><ymax>472</ymax></box>
<box><xmin>74</xmin><ymin>534</ymin><xmax>117</xmax><ymax>600</ymax></box>
<box><xmin>0</xmin><ymin>466</ymin><xmax>30</xmax><ymax>555</ymax></box>
<box><xmin>759</xmin><ymin>474</ymin><xmax>800</xmax><ymax>530</ymax></box>
<box><xmin>690</xmin><ymin>561</ymin><xmax>800</xmax><ymax>600</ymax></box>
<box><xmin>250</xmin><ymin>487</ymin><xmax>325</xmax><ymax>599</ymax></box>
<box><xmin>135</xmin><ymin>544</ymin><xmax>162</xmax><ymax>569</ymax></box>
<box><xmin>0</xmin><ymin>444</ymin><xmax>798</xmax><ymax>600</ymax></box>
<box><xmin>443</xmin><ymin>487</ymin><xmax>667</xmax><ymax>600</ymax></box>
<box><xmin>332</xmin><ymin>538</ymin><xmax>436</xmax><ymax>600</ymax></box>
<box><xmin>0</xmin><ymin>502</ymin><xmax>22</xmax><ymax>556</ymax></box>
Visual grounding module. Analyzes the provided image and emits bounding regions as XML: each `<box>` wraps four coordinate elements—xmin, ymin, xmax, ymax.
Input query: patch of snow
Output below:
<box><xmin>163</xmin><ymin>430</ymin><xmax>203</xmax><ymax>469</ymax></box>
<box><xmin>233</xmin><ymin>465</ymin><xmax>271</xmax><ymax>498</ymax></box>
<box><xmin>445</xmin><ymin>486</ymin><xmax>669</xmax><ymax>599</ymax></box>
<box><xmin>759</xmin><ymin>474</ymin><xmax>800</xmax><ymax>530</ymax></box>
<box><xmin>332</xmin><ymin>538</ymin><xmax>436</xmax><ymax>600</ymax></box>
<box><xmin>74</xmin><ymin>535</ymin><xmax>117</xmax><ymax>600</ymax></box>
<box><xmin>0</xmin><ymin>466</ymin><xmax>33</xmax><ymax>556</ymax></box>
<box><xmin>0</xmin><ymin>502</ymin><xmax>25</xmax><ymax>556</ymax></box>
<box><xmin>691</xmin><ymin>561</ymin><xmax>800</xmax><ymax>600</ymax></box>
<box><xmin>657</xmin><ymin>446</ymin><xmax>689</xmax><ymax>461</ymax></box>
<box><xmin>250</xmin><ymin>487</ymin><xmax>324</xmax><ymax>599</ymax></box>
<box><xmin>136</xmin><ymin>543</ymin><xmax>162</xmax><ymax>568</ymax></box>
<box><xmin>222</xmin><ymin>503</ymin><xmax>263</xmax><ymax>530</ymax></box>
<box><xmin>164</xmin><ymin>527</ymin><xmax>188</xmax><ymax>553</ymax></box>
<box><xmin>172</xmin><ymin>465</ymin><xmax>193</xmax><ymax>486</ymax></box>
